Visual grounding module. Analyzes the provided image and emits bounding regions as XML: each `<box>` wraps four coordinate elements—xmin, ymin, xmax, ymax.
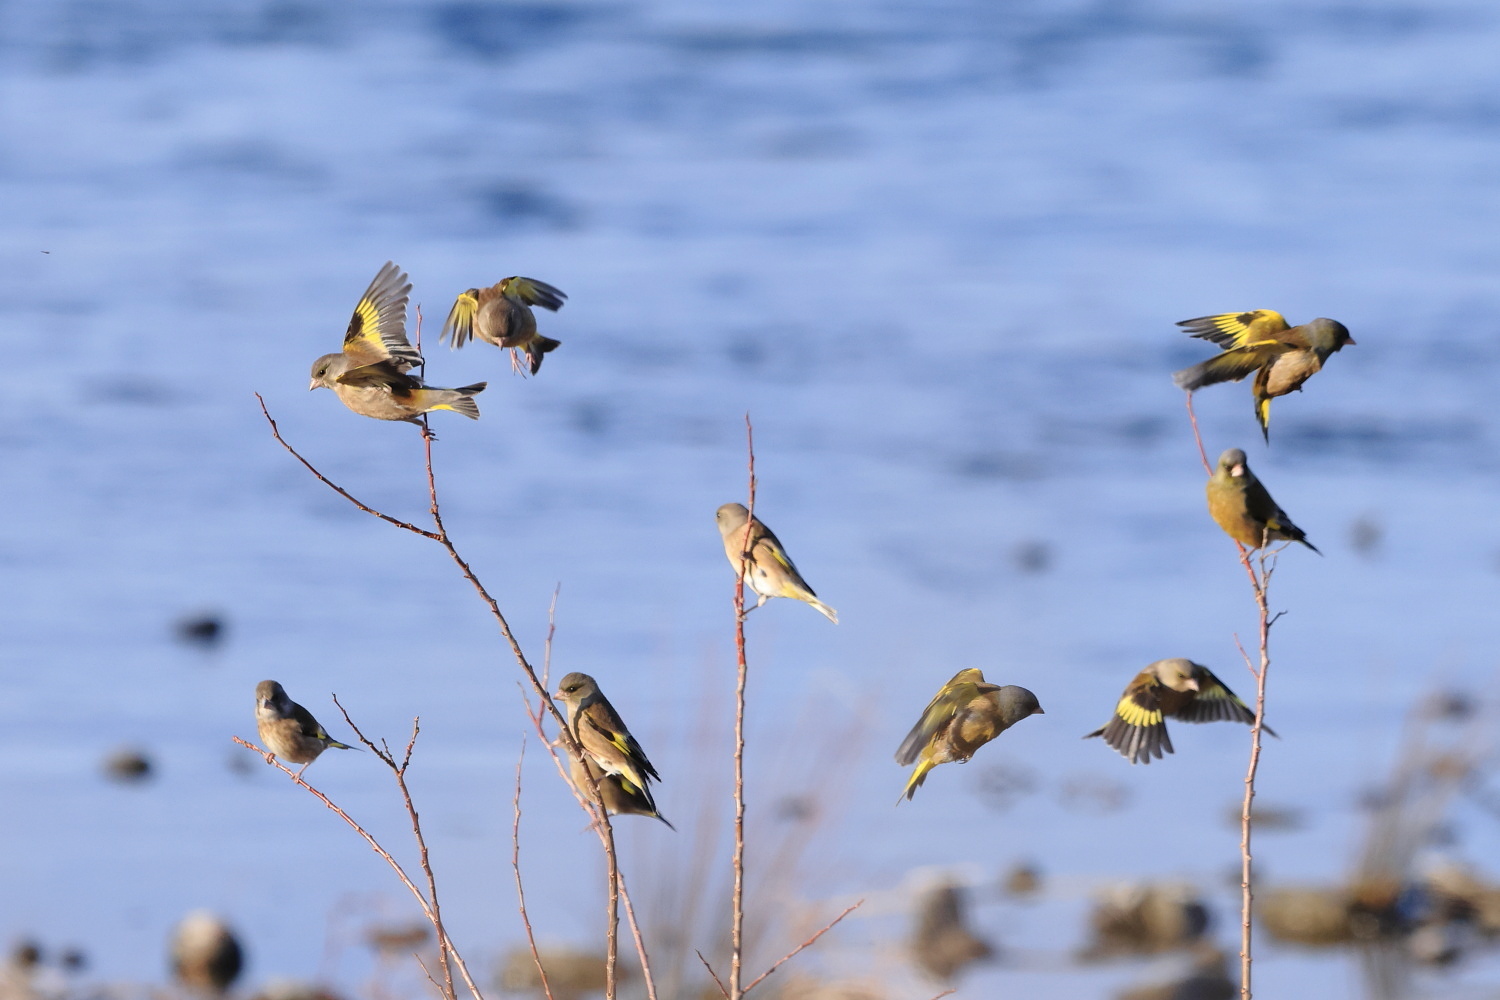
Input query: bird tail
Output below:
<box><xmin>1172</xmin><ymin>350</ymin><xmax>1265</xmax><ymax>391</ymax></box>
<box><xmin>808</xmin><ymin>598</ymin><xmax>839</xmax><ymax>624</ymax></box>
<box><xmin>420</xmin><ymin>382</ymin><xmax>487</xmax><ymax>420</ymax></box>
<box><xmin>1256</xmin><ymin>394</ymin><xmax>1272</xmax><ymax>442</ymax></box>
<box><xmin>527</xmin><ymin>336</ymin><xmax>562</xmax><ymax>374</ymax></box>
<box><xmin>898</xmin><ymin>760</ymin><xmax>933</xmax><ymax>803</ymax></box>
<box><xmin>1298</xmin><ymin>537</ymin><xmax>1321</xmax><ymax>555</ymax></box>
<box><xmin>328</xmin><ymin>739</ymin><xmax>355</xmax><ymax>751</ymax></box>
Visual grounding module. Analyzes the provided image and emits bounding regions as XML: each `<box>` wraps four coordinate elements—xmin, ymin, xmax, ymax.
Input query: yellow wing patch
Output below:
<box><xmin>1116</xmin><ymin>696</ymin><xmax>1163</xmax><ymax>729</ymax></box>
<box><xmin>442</xmin><ymin>290</ymin><xmax>481</xmax><ymax>349</ymax></box>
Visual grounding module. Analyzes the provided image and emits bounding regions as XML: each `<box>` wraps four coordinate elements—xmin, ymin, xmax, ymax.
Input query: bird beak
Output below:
<box><xmin>1187</xmin><ymin>680</ymin><xmax>1201</xmax><ymax>692</ymax></box>
<box><xmin>1345</xmin><ymin>336</ymin><xmax>1357</xmax><ymax>346</ymax></box>
<box><xmin>1230</xmin><ymin>464</ymin><xmax>1245</xmax><ymax>477</ymax></box>
<box><xmin>308</xmin><ymin>378</ymin><xmax>321</xmax><ymax>391</ymax></box>
<box><xmin>1032</xmin><ymin>707</ymin><xmax>1045</xmax><ymax>716</ymax></box>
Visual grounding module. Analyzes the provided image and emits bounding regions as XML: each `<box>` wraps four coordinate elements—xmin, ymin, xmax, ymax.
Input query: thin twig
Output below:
<box><xmin>231</xmin><ymin>734</ymin><xmax>480</xmax><ymax>1000</ymax></box>
<box><xmin>255</xmin><ymin>394</ymin><xmax>440</xmax><ymax>540</ymax></box>
<box><xmin>729</xmin><ymin>414</ymin><xmax>757</xmax><ymax>998</ymax></box>
<box><xmin>512</xmin><ymin>740</ymin><xmax>556</xmax><ymax>1000</ymax></box>
<box><xmin>696</xmin><ymin>951</ymin><xmax>731</xmax><ymax>1000</ymax></box>
<box><xmin>741</xmin><ymin>900</ymin><xmax>863</xmax><ymax>995</ymax></box>
<box><xmin>1184</xmin><ymin>391</ymin><xmax>1211</xmax><ymax>475</ymax></box>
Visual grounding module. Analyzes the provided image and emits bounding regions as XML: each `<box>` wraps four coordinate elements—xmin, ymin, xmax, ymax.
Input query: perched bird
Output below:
<box><xmin>441</xmin><ymin>276</ymin><xmax>566</xmax><ymax>375</ymax></box>
<box><xmin>1171</xmin><ymin>310</ymin><xmax>1355</xmax><ymax>441</ymax></box>
<box><xmin>553</xmin><ymin>673</ymin><xmax>664</xmax><ymax>821</ymax></box>
<box><xmin>1206</xmin><ymin>448</ymin><xmax>1319</xmax><ymax>553</ymax></box>
<box><xmin>1085</xmin><ymin>659</ymin><xmax>1271</xmax><ymax>765</ymax></box>
<box><xmin>568</xmin><ymin>754</ymin><xmax>675</xmax><ymax>829</ymax></box>
<box><xmin>895</xmin><ymin>669</ymin><xmax>1044</xmax><ymax>802</ymax></box>
<box><xmin>170</xmin><ymin>911</ymin><xmax>243</xmax><ymax>995</ymax></box>
<box><xmin>309</xmin><ymin>261</ymin><xmax>487</xmax><ymax>424</ymax></box>
<box><xmin>254</xmin><ymin>680</ymin><xmax>354</xmax><ymax>773</ymax></box>
<box><xmin>714</xmin><ymin>503</ymin><xmax>838</xmax><ymax>623</ymax></box>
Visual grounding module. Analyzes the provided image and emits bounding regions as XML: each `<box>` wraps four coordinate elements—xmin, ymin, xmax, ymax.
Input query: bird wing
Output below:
<box><xmin>1172</xmin><ymin>668</ymin><xmax>1258</xmax><ymax>726</ymax></box>
<box><xmin>440</xmin><ymin>290</ymin><xmax>481</xmax><ymax>349</ymax></box>
<box><xmin>582</xmin><ymin>709</ymin><xmax>661</xmax><ymax>784</ymax></box>
<box><xmin>290</xmin><ymin>702</ymin><xmax>332</xmax><ymax>741</ymax></box>
<box><xmin>335</xmin><ymin>359</ymin><xmax>423</xmax><ymax>391</ymax></box>
<box><xmin>1177</xmin><ymin>310</ymin><xmax>1290</xmax><ymax>350</ymax></box>
<box><xmin>1242</xmin><ymin>477</ymin><xmax>1308</xmax><ymax>545</ymax></box>
<box><xmin>343</xmin><ymin>262</ymin><xmax>421</xmax><ymax>370</ymax></box>
<box><xmin>894</xmin><ymin>673</ymin><xmax>986</xmax><ymax>765</ymax></box>
<box><xmin>502</xmin><ymin>277</ymin><xmax>567</xmax><ymax>311</ymax></box>
<box><xmin>1172</xmin><ymin>342</ymin><xmax>1291</xmax><ymax>391</ymax></box>
<box><xmin>1089</xmin><ymin>677</ymin><xmax>1173</xmax><ymax>764</ymax></box>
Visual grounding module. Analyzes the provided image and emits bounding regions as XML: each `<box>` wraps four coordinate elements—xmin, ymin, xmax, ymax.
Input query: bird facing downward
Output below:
<box><xmin>1171</xmin><ymin>310</ymin><xmax>1354</xmax><ymax>442</ymax></box>
<box><xmin>441</xmin><ymin>276</ymin><xmax>566</xmax><ymax>375</ymax></box>
<box><xmin>1085</xmin><ymin>659</ymin><xmax>1271</xmax><ymax>765</ymax></box>
<box><xmin>254</xmin><ymin>680</ymin><xmax>354</xmax><ymax>774</ymax></box>
<box><xmin>895</xmin><ymin>668</ymin><xmax>1044</xmax><ymax>802</ymax></box>
<box><xmin>1206</xmin><ymin>448</ymin><xmax>1319</xmax><ymax>553</ymax></box>
<box><xmin>715</xmin><ymin>503</ymin><xmax>838</xmax><ymax>623</ymax></box>
<box><xmin>553</xmin><ymin>672</ymin><xmax>666</xmax><ymax>823</ymax></box>
<box><xmin>309</xmin><ymin>262</ymin><xmax>487</xmax><ymax>425</ymax></box>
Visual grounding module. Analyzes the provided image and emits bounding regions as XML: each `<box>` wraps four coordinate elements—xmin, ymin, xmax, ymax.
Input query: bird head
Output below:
<box><xmin>997</xmin><ymin>685</ymin><xmax>1044</xmax><ymax>720</ymax></box>
<box><xmin>255</xmin><ymin>680</ymin><xmax>292</xmax><ymax>718</ymax></box>
<box><xmin>715</xmin><ymin>503</ymin><xmax>750</xmax><ymax>536</ymax></box>
<box><xmin>1305</xmin><ymin>318</ymin><xmax>1355</xmax><ymax>357</ymax></box>
<box><xmin>1217</xmin><ymin>448</ymin><xmax>1249</xmax><ymax>478</ymax></box>
<box><xmin>309</xmin><ymin>353</ymin><xmax>346</xmax><ymax>390</ymax></box>
<box><xmin>1153</xmin><ymin>659</ymin><xmax>1202</xmax><ymax>693</ymax></box>
<box><xmin>554</xmin><ymin>671</ymin><xmax>599</xmax><ymax>706</ymax></box>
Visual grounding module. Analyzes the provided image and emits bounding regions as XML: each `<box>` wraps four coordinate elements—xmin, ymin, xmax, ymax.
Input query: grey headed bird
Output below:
<box><xmin>1172</xmin><ymin>310</ymin><xmax>1355</xmax><ymax>442</ymax></box>
<box><xmin>254</xmin><ymin>680</ymin><xmax>354</xmax><ymax>774</ymax></box>
<box><xmin>568</xmin><ymin>754</ymin><xmax>675</xmax><ymax>829</ymax></box>
<box><xmin>441</xmin><ymin>276</ymin><xmax>566</xmax><ymax>375</ymax></box>
<box><xmin>309</xmin><ymin>262</ymin><xmax>486</xmax><ymax>424</ymax></box>
<box><xmin>1206</xmin><ymin>448</ymin><xmax>1319</xmax><ymax>553</ymax></box>
<box><xmin>895</xmin><ymin>668</ymin><xmax>1044</xmax><ymax>802</ymax></box>
<box><xmin>714</xmin><ymin>503</ymin><xmax>838</xmax><ymax>623</ymax></box>
<box><xmin>1085</xmin><ymin>659</ymin><xmax>1271</xmax><ymax>765</ymax></box>
<box><xmin>553</xmin><ymin>672</ymin><xmax>664</xmax><ymax>821</ymax></box>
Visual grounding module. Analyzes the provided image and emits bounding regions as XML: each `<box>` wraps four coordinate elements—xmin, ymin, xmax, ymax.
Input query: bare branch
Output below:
<box><xmin>729</xmin><ymin>414</ymin><xmax>757</xmax><ymax>998</ymax></box>
<box><xmin>512</xmin><ymin>740</ymin><xmax>556</xmax><ymax>1000</ymax></box>
<box><xmin>696</xmin><ymin>951</ymin><xmax>731</xmax><ymax>1000</ymax></box>
<box><xmin>741</xmin><ymin>900</ymin><xmax>863</xmax><ymax>995</ymax></box>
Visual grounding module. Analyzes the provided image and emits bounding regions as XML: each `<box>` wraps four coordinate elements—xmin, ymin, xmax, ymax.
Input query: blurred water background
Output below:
<box><xmin>4</xmin><ymin>0</ymin><xmax>1500</xmax><ymax>997</ymax></box>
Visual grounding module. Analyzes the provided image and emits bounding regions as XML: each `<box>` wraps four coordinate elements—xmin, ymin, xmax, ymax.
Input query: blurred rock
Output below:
<box><xmin>1011</xmin><ymin>540</ymin><xmax>1052</xmax><ymax>574</ymax></box>
<box><xmin>56</xmin><ymin>950</ymin><xmax>84</xmax><ymax>974</ymax></box>
<box><xmin>1116</xmin><ymin>944</ymin><xmax>1234</xmax><ymax>1000</ymax></box>
<box><xmin>1348</xmin><ymin>515</ymin><xmax>1382</xmax><ymax>557</ymax></box>
<box><xmin>1080</xmin><ymin>883</ymin><xmax>1210</xmax><ymax>959</ymax></box>
<box><xmin>103</xmin><ymin>747</ymin><xmax>153</xmax><ymax>784</ymax></box>
<box><xmin>1221</xmin><ymin>802</ymin><xmax>1302</xmax><ymax>832</ymax></box>
<box><xmin>910</xmin><ymin>882</ymin><xmax>993</xmax><ymax>982</ymax></box>
<box><xmin>772</xmin><ymin>975</ymin><xmax>885</xmax><ymax>1000</ymax></box>
<box><xmin>972</xmin><ymin>761</ymin><xmax>1037</xmax><ymax>813</ymax></box>
<box><xmin>170</xmin><ymin>911</ymin><xmax>243</xmax><ymax>995</ymax></box>
<box><xmin>175</xmin><ymin>613</ymin><xmax>226</xmax><ymax>650</ymax></box>
<box><xmin>1001</xmin><ymin>861</ymin><xmax>1043</xmax><ymax>899</ymax></box>
<box><xmin>1260</xmin><ymin>884</ymin><xmax>1394</xmax><ymax>946</ymax></box>
<box><xmin>247</xmin><ymin>982</ymin><xmax>343</xmax><ymax>1000</ymax></box>
<box><xmin>1058</xmin><ymin>774</ymin><xmax>1130</xmax><ymax>814</ymax></box>
<box><xmin>498</xmin><ymin>946</ymin><xmax>625</xmax><ymax>999</ymax></box>
<box><xmin>0</xmin><ymin>940</ymin><xmax>43</xmax><ymax>1000</ymax></box>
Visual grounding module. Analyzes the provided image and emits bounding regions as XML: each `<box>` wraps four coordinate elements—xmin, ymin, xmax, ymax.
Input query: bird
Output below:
<box><xmin>568</xmin><ymin>754</ymin><xmax>675</xmax><ymax>829</ymax></box>
<box><xmin>441</xmin><ymin>276</ymin><xmax>566</xmax><ymax>375</ymax></box>
<box><xmin>1171</xmin><ymin>310</ymin><xmax>1355</xmax><ymax>441</ymax></box>
<box><xmin>1085</xmin><ymin>659</ymin><xmax>1271</xmax><ymax>765</ymax></box>
<box><xmin>1206</xmin><ymin>448</ymin><xmax>1319</xmax><ymax>553</ymax></box>
<box><xmin>309</xmin><ymin>261</ymin><xmax>487</xmax><ymax>425</ymax></box>
<box><xmin>553</xmin><ymin>672</ymin><xmax>665</xmax><ymax>822</ymax></box>
<box><xmin>895</xmin><ymin>669</ymin><xmax>1044</xmax><ymax>802</ymax></box>
<box><xmin>170</xmin><ymin>911</ymin><xmax>243</xmax><ymax>995</ymax></box>
<box><xmin>714</xmin><ymin>503</ymin><xmax>838</xmax><ymax>623</ymax></box>
<box><xmin>254</xmin><ymin>680</ymin><xmax>354</xmax><ymax>773</ymax></box>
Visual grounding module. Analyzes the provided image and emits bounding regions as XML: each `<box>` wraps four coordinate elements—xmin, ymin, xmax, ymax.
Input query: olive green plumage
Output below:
<box><xmin>254</xmin><ymin>680</ymin><xmax>354</xmax><ymax>773</ymax></box>
<box><xmin>554</xmin><ymin>672</ymin><xmax>665</xmax><ymax>822</ymax></box>
<box><xmin>1172</xmin><ymin>310</ymin><xmax>1355</xmax><ymax>442</ymax></box>
<box><xmin>1206</xmin><ymin>448</ymin><xmax>1319</xmax><ymax>553</ymax></box>
<box><xmin>309</xmin><ymin>262</ymin><xmax>486</xmax><ymax>423</ymax></box>
<box><xmin>1085</xmin><ymin>659</ymin><xmax>1270</xmax><ymax>765</ymax></box>
<box><xmin>895</xmin><ymin>669</ymin><xmax>1043</xmax><ymax>802</ymax></box>
<box><xmin>715</xmin><ymin>503</ymin><xmax>837</xmax><ymax>623</ymax></box>
<box><xmin>568</xmin><ymin>755</ymin><xmax>675</xmax><ymax>829</ymax></box>
<box><xmin>441</xmin><ymin>276</ymin><xmax>566</xmax><ymax>375</ymax></box>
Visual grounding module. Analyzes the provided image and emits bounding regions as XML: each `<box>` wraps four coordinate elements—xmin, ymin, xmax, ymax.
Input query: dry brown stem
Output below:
<box><xmin>741</xmin><ymin>901</ymin><xmax>863</xmax><ymax>995</ymax></box>
<box><xmin>512</xmin><ymin>740</ymin><xmax>556</xmax><ymax>1000</ymax></box>
<box><xmin>728</xmin><ymin>415</ymin><xmax>758</xmax><ymax>998</ymax></box>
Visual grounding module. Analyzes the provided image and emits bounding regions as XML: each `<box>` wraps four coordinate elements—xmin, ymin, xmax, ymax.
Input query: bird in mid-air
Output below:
<box><xmin>1206</xmin><ymin>448</ymin><xmax>1319</xmax><ymax>553</ymax></box>
<box><xmin>441</xmin><ymin>276</ymin><xmax>566</xmax><ymax>375</ymax></box>
<box><xmin>715</xmin><ymin>502</ymin><xmax>838</xmax><ymax>623</ymax></box>
<box><xmin>553</xmin><ymin>672</ymin><xmax>666</xmax><ymax>825</ymax></box>
<box><xmin>1085</xmin><ymin>659</ymin><xmax>1270</xmax><ymax>764</ymax></box>
<box><xmin>254</xmin><ymin>680</ymin><xmax>354</xmax><ymax>774</ymax></box>
<box><xmin>309</xmin><ymin>261</ymin><xmax>486</xmax><ymax>425</ymax></box>
<box><xmin>895</xmin><ymin>668</ymin><xmax>1043</xmax><ymax>802</ymax></box>
<box><xmin>1172</xmin><ymin>309</ymin><xmax>1354</xmax><ymax>441</ymax></box>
